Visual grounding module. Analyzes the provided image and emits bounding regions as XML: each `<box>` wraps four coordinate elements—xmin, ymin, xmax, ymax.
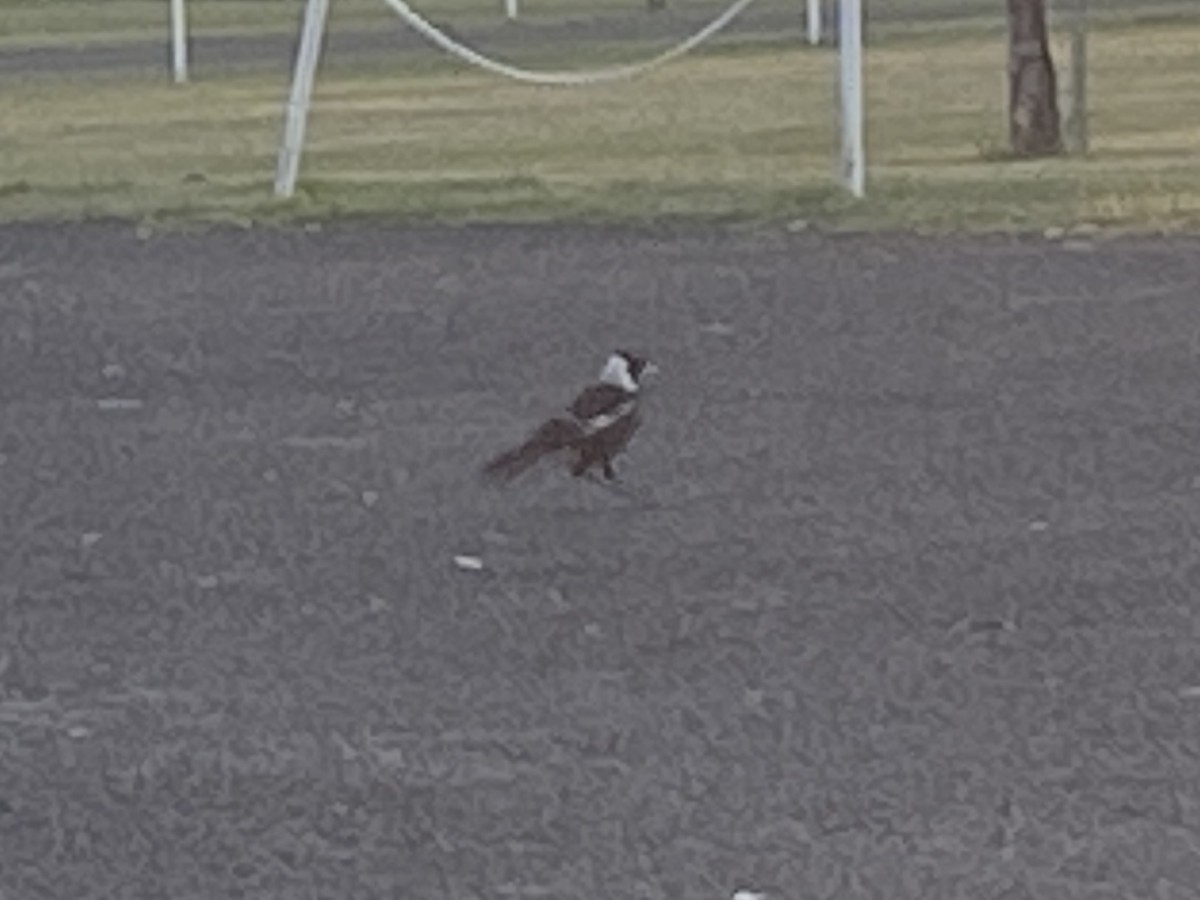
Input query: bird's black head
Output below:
<box><xmin>599</xmin><ymin>350</ymin><xmax>658</xmax><ymax>392</ymax></box>
<box><xmin>619</xmin><ymin>348</ymin><xmax>657</xmax><ymax>384</ymax></box>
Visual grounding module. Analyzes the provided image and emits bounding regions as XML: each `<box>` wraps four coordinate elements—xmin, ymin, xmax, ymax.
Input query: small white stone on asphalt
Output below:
<box><xmin>97</xmin><ymin>397</ymin><xmax>144</xmax><ymax>411</ymax></box>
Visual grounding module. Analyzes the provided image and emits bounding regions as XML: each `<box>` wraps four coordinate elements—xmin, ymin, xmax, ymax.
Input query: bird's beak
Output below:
<box><xmin>644</xmin><ymin>362</ymin><xmax>660</xmax><ymax>376</ymax></box>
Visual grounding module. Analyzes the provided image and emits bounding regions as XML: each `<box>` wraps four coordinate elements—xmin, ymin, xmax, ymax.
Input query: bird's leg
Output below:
<box><xmin>580</xmin><ymin>464</ymin><xmax>618</xmax><ymax>489</ymax></box>
<box><xmin>587</xmin><ymin>473</ymin><xmax>653</xmax><ymax>505</ymax></box>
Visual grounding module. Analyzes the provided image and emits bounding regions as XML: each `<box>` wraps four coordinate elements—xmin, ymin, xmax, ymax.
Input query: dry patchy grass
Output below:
<box><xmin>1</xmin><ymin>21</ymin><xmax>1198</xmax><ymax>230</ymax></box>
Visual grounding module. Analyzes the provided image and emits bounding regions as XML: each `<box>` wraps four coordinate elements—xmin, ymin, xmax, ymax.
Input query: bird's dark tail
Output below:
<box><xmin>481</xmin><ymin>417</ymin><xmax>583</xmax><ymax>483</ymax></box>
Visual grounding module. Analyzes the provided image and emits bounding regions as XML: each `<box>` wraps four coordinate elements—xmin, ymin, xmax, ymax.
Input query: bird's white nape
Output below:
<box><xmin>599</xmin><ymin>353</ymin><xmax>638</xmax><ymax>392</ymax></box>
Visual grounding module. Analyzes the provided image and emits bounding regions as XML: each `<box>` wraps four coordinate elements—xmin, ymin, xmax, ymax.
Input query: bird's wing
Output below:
<box><xmin>568</xmin><ymin>384</ymin><xmax>634</xmax><ymax>423</ymax></box>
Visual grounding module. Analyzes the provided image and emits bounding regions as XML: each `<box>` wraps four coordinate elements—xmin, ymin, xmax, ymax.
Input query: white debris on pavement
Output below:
<box><xmin>453</xmin><ymin>555</ymin><xmax>484</xmax><ymax>571</ymax></box>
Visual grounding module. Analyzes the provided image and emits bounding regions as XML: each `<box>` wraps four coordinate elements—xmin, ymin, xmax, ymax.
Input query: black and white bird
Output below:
<box><xmin>481</xmin><ymin>350</ymin><xmax>657</xmax><ymax>484</ymax></box>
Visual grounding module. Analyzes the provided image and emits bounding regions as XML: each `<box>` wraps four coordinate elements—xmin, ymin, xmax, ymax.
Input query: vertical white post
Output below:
<box><xmin>838</xmin><ymin>0</ymin><xmax>865</xmax><ymax>198</ymax></box>
<box><xmin>169</xmin><ymin>0</ymin><xmax>188</xmax><ymax>83</ymax></box>
<box><xmin>504</xmin><ymin>0</ymin><xmax>519</xmax><ymax>20</ymax></box>
<box><xmin>806</xmin><ymin>0</ymin><xmax>821</xmax><ymax>46</ymax></box>
<box><xmin>275</xmin><ymin>0</ymin><xmax>332</xmax><ymax>198</ymax></box>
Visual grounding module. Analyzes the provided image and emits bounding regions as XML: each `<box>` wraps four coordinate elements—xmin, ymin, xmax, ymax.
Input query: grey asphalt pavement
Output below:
<box><xmin>0</xmin><ymin>0</ymin><xmax>979</xmax><ymax>78</ymax></box>
<box><xmin>3</xmin><ymin>8</ymin><xmax>801</xmax><ymax>78</ymax></box>
<box><xmin>1</xmin><ymin>221</ymin><xmax>1198</xmax><ymax>898</ymax></box>
<box><xmin>2</xmin><ymin>0</ymin><xmax>1192</xmax><ymax>79</ymax></box>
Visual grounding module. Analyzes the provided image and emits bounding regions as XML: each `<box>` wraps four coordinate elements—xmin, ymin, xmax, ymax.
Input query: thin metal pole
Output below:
<box><xmin>275</xmin><ymin>0</ymin><xmax>332</xmax><ymax>198</ymax></box>
<box><xmin>170</xmin><ymin>0</ymin><xmax>189</xmax><ymax>83</ymax></box>
<box><xmin>806</xmin><ymin>0</ymin><xmax>821</xmax><ymax>45</ymax></box>
<box><xmin>838</xmin><ymin>0</ymin><xmax>865</xmax><ymax>197</ymax></box>
<box><xmin>1065</xmin><ymin>0</ymin><xmax>1089</xmax><ymax>155</ymax></box>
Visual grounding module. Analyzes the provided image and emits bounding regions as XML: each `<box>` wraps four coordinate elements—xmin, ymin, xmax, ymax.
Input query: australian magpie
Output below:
<box><xmin>481</xmin><ymin>350</ymin><xmax>657</xmax><ymax>484</ymax></box>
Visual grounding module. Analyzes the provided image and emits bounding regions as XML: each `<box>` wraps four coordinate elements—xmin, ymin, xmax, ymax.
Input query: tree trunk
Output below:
<box><xmin>1007</xmin><ymin>0</ymin><xmax>1062</xmax><ymax>157</ymax></box>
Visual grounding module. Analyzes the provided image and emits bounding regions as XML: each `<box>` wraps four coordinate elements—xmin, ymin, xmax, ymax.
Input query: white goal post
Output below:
<box><xmin>271</xmin><ymin>0</ymin><xmax>866</xmax><ymax>200</ymax></box>
<box><xmin>275</xmin><ymin>0</ymin><xmax>333</xmax><ymax>198</ymax></box>
<box><xmin>806</xmin><ymin>0</ymin><xmax>821</xmax><ymax>45</ymax></box>
<box><xmin>839</xmin><ymin>0</ymin><xmax>865</xmax><ymax>197</ymax></box>
<box><xmin>170</xmin><ymin>0</ymin><xmax>189</xmax><ymax>83</ymax></box>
